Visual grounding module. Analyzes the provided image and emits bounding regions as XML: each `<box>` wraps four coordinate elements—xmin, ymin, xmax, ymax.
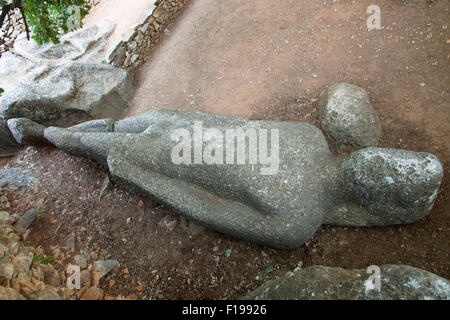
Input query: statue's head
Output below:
<box><xmin>340</xmin><ymin>148</ymin><xmax>443</xmax><ymax>226</ymax></box>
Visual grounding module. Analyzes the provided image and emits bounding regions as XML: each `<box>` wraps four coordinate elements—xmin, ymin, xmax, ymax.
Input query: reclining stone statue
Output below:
<box><xmin>35</xmin><ymin>109</ymin><xmax>443</xmax><ymax>249</ymax></box>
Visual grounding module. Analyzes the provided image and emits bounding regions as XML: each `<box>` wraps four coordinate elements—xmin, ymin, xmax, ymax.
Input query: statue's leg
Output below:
<box><xmin>107</xmin><ymin>146</ymin><xmax>308</xmax><ymax>249</ymax></box>
<box><xmin>44</xmin><ymin>126</ymin><xmax>136</xmax><ymax>165</ymax></box>
<box><xmin>114</xmin><ymin>109</ymin><xmax>249</xmax><ymax>134</ymax></box>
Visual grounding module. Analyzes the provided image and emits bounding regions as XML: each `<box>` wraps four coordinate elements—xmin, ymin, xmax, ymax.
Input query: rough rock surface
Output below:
<box><xmin>0</xmin><ymin>20</ymin><xmax>134</xmax><ymax>152</ymax></box>
<box><xmin>0</xmin><ymin>168</ymin><xmax>35</xmax><ymax>190</ymax></box>
<box><xmin>319</xmin><ymin>83</ymin><xmax>381</xmax><ymax>148</ymax></box>
<box><xmin>243</xmin><ymin>265</ymin><xmax>450</xmax><ymax>300</ymax></box>
<box><xmin>7</xmin><ymin>118</ymin><xmax>46</xmax><ymax>146</ymax></box>
<box><xmin>0</xmin><ymin>57</ymin><xmax>133</xmax><ymax>127</ymax></box>
<box><xmin>92</xmin><ymin>260</ymin><xmax>119</xmax><ymax>285</ymax></box>
<box><xmin>43</xmin><ymin>110</ymin><xmax>443</xmax><ymax>249</ymax></box>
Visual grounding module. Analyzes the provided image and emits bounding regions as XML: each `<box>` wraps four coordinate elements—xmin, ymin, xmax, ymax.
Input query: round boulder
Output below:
<box><xmin>319</xmin><ymin>83</ymin><xmax>381</xmax><ymax>148</ymax></box>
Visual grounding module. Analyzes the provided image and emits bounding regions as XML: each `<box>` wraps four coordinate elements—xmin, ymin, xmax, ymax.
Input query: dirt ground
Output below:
<box><xmin>0</xmin><ymin>0</ymin><xmax>449</xmax><ymax>299</ymax></box>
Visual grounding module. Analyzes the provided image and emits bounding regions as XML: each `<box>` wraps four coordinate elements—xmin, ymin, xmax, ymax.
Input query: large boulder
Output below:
<box><xmin>0</xmin><ymin>20</ymin><xmax>134</xmax><ymax>154</ymax></box>
<box><xmin>319</xmin><ymin>83</ymin><xmax>381</xmax><ymax>148</ymax></box>
<box><xmin>243</xmin><ymin>265</ymin><xmax>450</xmax><ymax>300</ymax></box>
<box><xmin>13</xmin><ymin>19</ymin><xmax>116</xmax><ymax>65</ymax></box>
<box><xmin>0</xmin><ymin>57</ymin><xmax>133</xmax><ymax>127</ymax></box>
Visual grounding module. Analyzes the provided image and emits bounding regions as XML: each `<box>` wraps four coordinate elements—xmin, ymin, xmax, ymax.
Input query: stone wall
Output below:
<box><xmin>106</xmin><ymin>0</ymin><xmax>189</xmax><ymax>68</ymax></box>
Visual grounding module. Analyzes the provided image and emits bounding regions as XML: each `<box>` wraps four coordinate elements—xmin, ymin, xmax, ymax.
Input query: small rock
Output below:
<box><xmin>74</xmin><ymin>254</ymin><xmax>88</xmax><ymax>269</ymax></box>
<box><xmin>81</xmin><ymin>270</ymin><xmax>92</xmax><ymax>286</ymax></box>
<box><xmin>11</xmin><ymin>254</ymin><xmax>33</xmax><ymax>279</ymax></box>
<box><xmin>136</xmin><ymin>284</ymin><xmax>145</xmax><ymax>292</ymax></box>
<box><xmin>0</xmin><ymin>211</ymin><xmax>13</xmax><ymax>224</ymax></box>
<box><xmin>40</xmin><ymin>264</ymin><xmax>61</xmax><ymax>287</ymax></box>
<box><xmin>0</xmin><ymin>262</ymin><xmax>15</xmax><ymax>280</ymax></box>
<box><xmin>93</xmin><ymin>260</ymin><xmax>119</xmax><ymax>284</ymax></box>
<box><xmin>35</xmin><ymin>246</ymin><xmax>44</xmax><ymax>256</ymax></box>
<box><xmin>128</xmin><ymin>41</ymin><xmax>138</xmax><ymax>50</ymax></box>
<box><xmin>98</xmin><ymin>175</ymin><xmax>111</xmax><ymax>200</ymax></box>
<box><xmin>159</xmin><ymin>216</ymin><xmax>177</xmax><ymax>232</ymax></box>
<box><xmin>8</xmin><ymin>241</ymin><xmax>19</xmax><ymax>255</ymax></box>
<box><xmin>15</xmin><ymin>208</ymin><xmax>38</xmax><ymax>232</ymax></box>
<box><xmin>35</xmin><ymin>286</ymin><xmax>62</xmax><ymax>300</ymax></box>
<box><xmin>0</xmin><ymin>242</ymin><xmax>8</xmax><ymax>257</ymax></box>
<box><xmin>80</xmin><ymin>286</ymin><xmax>104</xmax><ymax>300</ymax></box>
<box><xmin>9</xmin><ymin>214</ymin><xmax>20</xmax><ymax>224</ymax></box>
<box><xmin>0</xmin><ymin>287</ymin><xmax>25</xmax><ymax>300</ymax></box>
<box><xmin>65</xmin><ymin>233</ymin><xmax>75</xmax><ymax>252</ymax></box>
<box><xmin>52</xmin><ymin>248</ymin><xmax>61</xmax><ymax>259</ymax></box>
<box><xmin>130</xmin><ymin>54</ymin><xmax>139</xmax><ymax>64</ymax></box>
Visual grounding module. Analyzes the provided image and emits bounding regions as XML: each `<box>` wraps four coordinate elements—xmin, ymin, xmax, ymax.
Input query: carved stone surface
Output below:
<box><xmin>42</xmin><ymin>110</ymin><xmax>443</xmax><ymax>249</ymax></box>
<box><xmin>7</xmin><ymin>118</ymin><xmax>46</xmax><ymax>146</ymax></box>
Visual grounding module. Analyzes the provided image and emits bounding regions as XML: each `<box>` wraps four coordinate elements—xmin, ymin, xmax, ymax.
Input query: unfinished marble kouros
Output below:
<box><xmin>39</xmin><ymin>109</ymin><xmax>444</xmax><ymax>249</ymax></box>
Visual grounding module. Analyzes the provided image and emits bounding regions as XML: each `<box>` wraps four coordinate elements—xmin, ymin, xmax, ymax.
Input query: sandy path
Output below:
<box><xmin>84</xmin><ymin>0</ymin><xmax>157</xmax><ymax>55</ymax></box>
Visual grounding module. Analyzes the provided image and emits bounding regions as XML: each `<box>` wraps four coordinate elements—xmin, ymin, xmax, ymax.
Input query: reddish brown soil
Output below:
<box><xmin>1</xmin><ymin>0</ymin><xmax>449</xmax><ymax>299</ymax></box>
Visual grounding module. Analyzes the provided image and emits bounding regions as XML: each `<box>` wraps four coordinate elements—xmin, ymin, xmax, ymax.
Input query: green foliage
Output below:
<box><xmin>21</xmin><ymin>0</ymin><xmax>92</xmax><ymax>45</ymax></box>
<box><xmin>264</xmin><ymin>266</ymin><xmax>274</xmax><ymax>277</ymax></box>
<box><xmin>225</xmin><ymin>248</ymin><xmax>232</xmax><ymax>257</ymax></box>
<box><xmin>0</xmin><ymin>87</ymin><xmax>4</xmax><ymax>96</ymax></box>
<box><xmin>32</xmin><ymin>255</ymin><xmax>55</xmax><ymax>265</ymax></box>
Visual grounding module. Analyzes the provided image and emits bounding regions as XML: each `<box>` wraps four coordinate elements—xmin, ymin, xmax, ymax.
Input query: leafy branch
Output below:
<box><xmin>0</xmin><ymin>0</ymin><xmax>92</xmax><ymax>45</ymax></box>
